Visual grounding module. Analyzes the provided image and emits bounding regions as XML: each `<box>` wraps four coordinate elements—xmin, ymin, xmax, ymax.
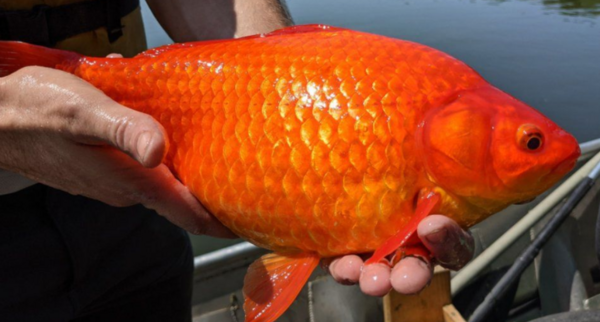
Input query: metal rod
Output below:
<box><xmin>194</xmin><ymin>242</ymin><xmax>259</xmax><ymax>269</ymax></box>
<box><xmin>580</xmin><ymin>137</ymin><xmax>600</xmax><ymax>156</ymax></box>
<box><xmin>468</xmin><ymin>162</ymin><xmax>600</xmax><ymax>322</ymax></box>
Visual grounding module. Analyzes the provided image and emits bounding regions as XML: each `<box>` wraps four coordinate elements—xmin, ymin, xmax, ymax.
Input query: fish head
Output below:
<box><xmin>420</xmin><ymin>86</ymin><xmax>580</xmax><ymax>211</ymax></box>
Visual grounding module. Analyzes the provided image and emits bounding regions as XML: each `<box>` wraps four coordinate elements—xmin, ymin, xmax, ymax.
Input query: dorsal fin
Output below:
<box><xmin>243</xmin><ymin>252</ymin><xmax>319</xmax><ymax>322</ymax></box>
<box><xmin>135</xmin><ymin>42</ymin><xmax>200</xmax><ymax>58</ymax></box>
<box><xmin>261</xmin><ymin>24</ymin><xmax>346</xmax><ymax>36</ymax></box>
<box><xmin>136</xmin><ymin>24</ymin><xmax>346</xmax><ymax>58</ymax></box>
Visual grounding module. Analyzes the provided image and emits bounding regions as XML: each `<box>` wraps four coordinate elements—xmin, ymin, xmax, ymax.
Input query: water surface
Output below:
<box><xmin>286</xmin><ymin>0</ymin><xmax>600</xmax><ymax>141</ymax></box>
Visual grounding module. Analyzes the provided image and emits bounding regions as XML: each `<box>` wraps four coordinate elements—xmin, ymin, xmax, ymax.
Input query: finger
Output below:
<box><xmin>106</xmin><ymin>53</ymin><xmax>124</xmax><ymax>58</ymax></box>
<box><xmin>78</xmin><ymin>148</ymin><xmax>235</xmax><ymax>238</ymax></box>
<box><xmin>136</xmin><ymin>164</ymin><xmax>237</xmax><ymax>238</ymax></box>
<box><xmin>359</xmin><ymin>262</ymin><xmax>392</xmax><ymax>297</ymax></box>
<box><xmin>390</xmin><ymin>257</ymin><xmax>432</xmax><ymax>294</ymax></box>
<box><xmin>326</xmin><ymin>255</ymin><xmax>362</xmax><ymax>285</ymax></box>
<box><xmin>417</xmin><ymin>215</ymin><xmax>474</xmax><ymax>270</ymax></box>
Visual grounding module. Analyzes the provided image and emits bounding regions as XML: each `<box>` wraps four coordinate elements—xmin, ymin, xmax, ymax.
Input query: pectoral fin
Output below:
<box><xmin>366</xmin><ymin>193</ymin><xmax>440</xmax><ymax>265</ymax></box>
<box><xmin>243</xmin><ymin>252</ymin><xmax>320</xmax><ymax>322</ymax></box>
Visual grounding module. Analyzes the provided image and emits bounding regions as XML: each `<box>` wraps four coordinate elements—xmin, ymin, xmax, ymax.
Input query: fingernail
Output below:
<box><xmin>137</xmin><ymin>131</ymin><xmax>154</xmax><ymax>164</ymax></box>
<box><xmin>417</xmin><ymin>257</ymin><xmax>431</xmax><ymax>273</ymax></box>
<box><xmin>324</xmin><ymin>259</ymin><xmax>336</xmax><ymax>273</ymax></box>
<box><xmin>425</xmin><ymin>227</ymin><xmax>447</xmax><ymax>244</ymax></box>
<box><xmin>405</xmin><ymin>255</ymin><xmax>431</xmax><ymax>272</ymax></box>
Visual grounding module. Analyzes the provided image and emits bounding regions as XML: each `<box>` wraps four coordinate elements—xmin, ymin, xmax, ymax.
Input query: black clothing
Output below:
<box><xmin>0</xmin><ymin>184</ymin><xmax>192</xmax><ymax>322</ymax></box>
<box><xmin>0</xmin><ymin>0</ymin><xmax>139</xmax><ymax>45</ymax></box>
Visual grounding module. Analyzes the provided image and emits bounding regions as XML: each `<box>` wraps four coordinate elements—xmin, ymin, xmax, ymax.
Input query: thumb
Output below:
<box><xmin>73</xmin><ymin>97</ymin><xmax>168</xmax><ymax>168</ymax></box>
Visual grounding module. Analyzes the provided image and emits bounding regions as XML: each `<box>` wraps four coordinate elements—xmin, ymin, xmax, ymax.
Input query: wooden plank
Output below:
<box><xmin>443</xmin><ymin>304</ymin><xmax>466</xmax><ymax>322</ymax></box>
<box><xmin>383</xmin><ymin>267</ymin><xmax>465</xmax><ymax>322</ymax></box>
<box><xmin>384</xmin><ymin>292</ymin><xmax>393</xmax><ymax>322</ymax></box>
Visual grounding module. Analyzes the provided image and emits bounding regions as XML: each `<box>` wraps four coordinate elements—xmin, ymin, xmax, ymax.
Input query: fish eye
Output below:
<box><xmin>517</xmin><ymin>124</ymin><xmax>544</xmax><ymax>152</ymax></box>
<box><xmin>527</xmin><ymin>136</ymin><xmax>542</xmax><ymax>150</ymax></box>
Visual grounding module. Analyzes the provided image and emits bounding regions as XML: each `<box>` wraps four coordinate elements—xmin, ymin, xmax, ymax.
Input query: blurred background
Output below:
<box><xmin>139</xmin><ymin>0</ymin><xmax>600</xmax><ymax>257</ymax></box>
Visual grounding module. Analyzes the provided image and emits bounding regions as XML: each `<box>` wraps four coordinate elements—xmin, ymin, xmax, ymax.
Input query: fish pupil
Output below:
<box><xmin>527</xmin><ymin>136</ymin><xmax>541</xmax><ymax>150</ymax></box>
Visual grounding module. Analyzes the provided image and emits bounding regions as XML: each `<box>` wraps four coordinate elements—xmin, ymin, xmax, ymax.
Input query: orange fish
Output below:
<box><xmin>0</xmin><ymin>25</ymin><xmax>580</xmax><ymax>322</ymax></box>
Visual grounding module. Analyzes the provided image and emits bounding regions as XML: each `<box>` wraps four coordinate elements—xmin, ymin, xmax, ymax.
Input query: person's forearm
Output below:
<box><xmin>146</xmin><ymin>0</ymin><xmax>293</xmax><ymax>42</ymax></box>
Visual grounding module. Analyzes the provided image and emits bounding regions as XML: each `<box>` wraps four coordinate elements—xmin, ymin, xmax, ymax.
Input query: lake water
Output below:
<box><xmin>140</xmin><ymin>0</ymin><xmax>600</xmax><ymax>254</ymax></box>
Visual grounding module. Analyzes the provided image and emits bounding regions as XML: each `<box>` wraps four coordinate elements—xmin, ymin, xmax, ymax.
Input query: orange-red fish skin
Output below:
<box><xmin>54</xmin><ymin>25</ymin><xmax>566</xmax><ymax>258</ymax></box>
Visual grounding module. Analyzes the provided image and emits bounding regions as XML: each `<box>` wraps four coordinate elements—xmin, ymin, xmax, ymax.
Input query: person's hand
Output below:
<box><xmin>324</xmin><ymin>215</ymin><xmax>474</xmax><ymax>296</ymax></box>
<box><xmin>0</xmin><ymin>65</ymin><xmax>234</xmax><ymax>238</ymax></box>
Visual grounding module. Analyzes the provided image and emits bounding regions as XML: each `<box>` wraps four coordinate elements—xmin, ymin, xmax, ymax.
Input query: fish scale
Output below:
<box><xmin>64</xmin><ymin>26</ymin><xmax>487</xmax><ymax>256</ymax></box>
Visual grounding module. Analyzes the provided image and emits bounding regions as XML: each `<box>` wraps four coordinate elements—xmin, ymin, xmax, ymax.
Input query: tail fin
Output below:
<box><xmin>243</xmin><ymin>252</ymin><xmax>319</xmax><ymax>322</ymax></box>
<box><xmin>0</xmin><ymin>41</ymin><xmax>81</xmax><ymax>77</ymax></box>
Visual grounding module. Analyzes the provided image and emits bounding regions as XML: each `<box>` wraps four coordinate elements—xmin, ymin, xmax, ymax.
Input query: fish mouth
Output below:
<box><xmin>511</xmin><ymin>144</ymin><xmax>580</xmax><ymax>204</ymax></box>
<box><xmin>551</xmin><ymin>145</ymin><xmax>580</xmax><ymax>177</ymax></box>
<box><xmin>533</xmin><ymin>146</ymin><xmax>580</xmax><ymax>197</ymax></box>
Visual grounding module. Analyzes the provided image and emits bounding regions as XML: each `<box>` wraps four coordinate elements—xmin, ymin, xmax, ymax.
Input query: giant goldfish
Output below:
<box><xmin>0</xmin><ymin>25</ymin><xmax>580</xmax><ymax>322</ymax></box>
